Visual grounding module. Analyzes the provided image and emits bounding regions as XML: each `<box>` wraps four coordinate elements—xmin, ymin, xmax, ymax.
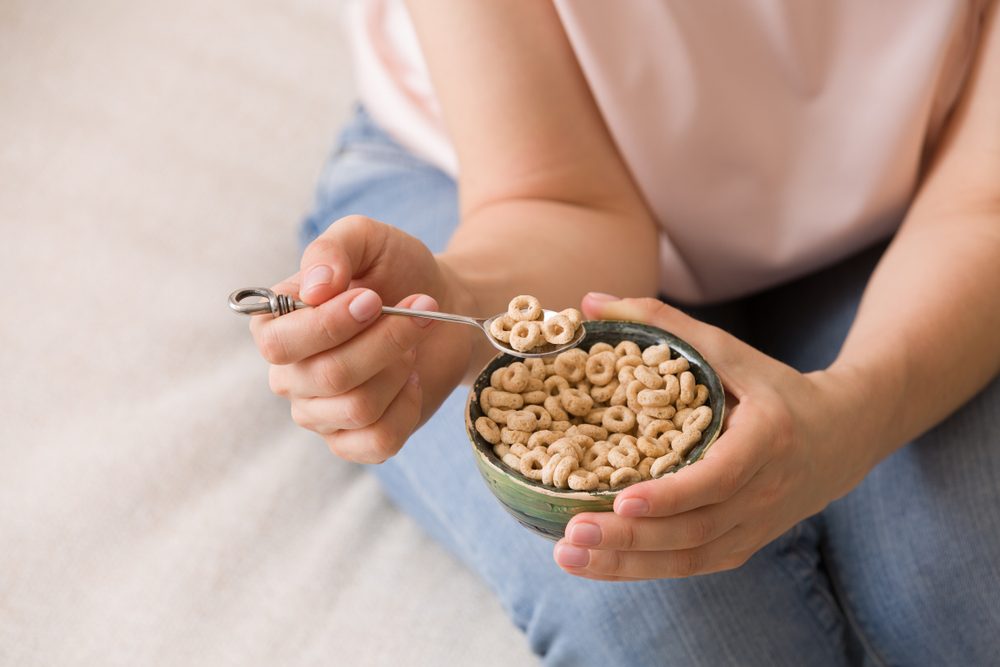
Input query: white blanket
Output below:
<box><xmin>0</xmin><ymin>1</ymin><xmax>534</xmax><ymax>664</ymax></box>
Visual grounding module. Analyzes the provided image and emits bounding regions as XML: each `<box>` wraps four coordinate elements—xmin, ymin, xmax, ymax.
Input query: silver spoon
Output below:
<box><xmin>228</xmin><ymin>287</ymin><xmax>585</xmax><ymax>359</ymax></box>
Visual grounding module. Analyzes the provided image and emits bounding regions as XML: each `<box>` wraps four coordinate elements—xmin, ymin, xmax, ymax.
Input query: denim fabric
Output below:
<box><xmin>302</xmin><ymin>106</ymin><xmax>1000</xmax><ymax>667</ymax></box>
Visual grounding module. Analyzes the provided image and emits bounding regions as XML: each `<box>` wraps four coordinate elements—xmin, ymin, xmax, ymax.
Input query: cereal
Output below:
<box><xmin>486</xmin><ymin>295</ymin><xmax>584</xmax><ymax>353</ymax></box>
<box><xmin>560</xmin><ymin>308</ymin><xmax>583</xmax><ymax>328</ymax></box>
<box><xmin>489</xmin><ymin>316</ymin><xmax>514</xmax><ymax>343</ymax></box>
<box><xmin>508</xmin><ymin>294</ymin><xmax>542</xmax><ymax>322</ymax></box>
<box><xmin>542</xmin><ymin>315</ymin><xmax>575</xmax><ymax>345</ymax></box>
<box><xmin>509</xmin><ymin>320</ymin><xmax>543</xmax><ymax>352</ymax></box>
<box><xmin>477</xmin><ymin>338</ymin><xmax>716</xmax><ymax>491</ymax></box>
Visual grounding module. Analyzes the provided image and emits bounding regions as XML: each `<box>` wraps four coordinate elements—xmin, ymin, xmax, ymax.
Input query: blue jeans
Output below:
<box><xmin>303</xmin><ymin>107</ymin><xmax>1000</xmax><ymax>667</ymax></box>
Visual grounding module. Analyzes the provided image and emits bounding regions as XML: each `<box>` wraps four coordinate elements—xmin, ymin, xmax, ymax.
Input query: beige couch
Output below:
<box><xmin>0</xmin><ymin>1</ymin><xmax>535</xmax><ymax>664</ymax></box>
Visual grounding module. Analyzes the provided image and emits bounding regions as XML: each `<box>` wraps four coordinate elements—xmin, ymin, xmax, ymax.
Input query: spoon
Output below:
<box><xmin>228</xmin><ymin>287</ymin><xmax>586</xmax><ymax>359</ymax></box>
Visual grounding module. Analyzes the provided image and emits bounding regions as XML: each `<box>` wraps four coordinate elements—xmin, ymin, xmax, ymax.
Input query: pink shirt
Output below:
<box><xmin>346</xmin><ymin>0</ymin><xmax>988</xmax><ymax>303</ymax></box>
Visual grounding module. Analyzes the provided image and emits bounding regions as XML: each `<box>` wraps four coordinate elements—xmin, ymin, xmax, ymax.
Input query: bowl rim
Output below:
<box><xmin>465</xmin><ymin>319</ymin><xmax>726</xmax><ymax>499</ymax></box>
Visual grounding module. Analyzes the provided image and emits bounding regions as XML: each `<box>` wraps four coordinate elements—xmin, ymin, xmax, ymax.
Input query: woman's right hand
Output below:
<box><xmin>249</xmin><ymin>215</ymin><xmax>476</xmax><ymax>463</ymax></box>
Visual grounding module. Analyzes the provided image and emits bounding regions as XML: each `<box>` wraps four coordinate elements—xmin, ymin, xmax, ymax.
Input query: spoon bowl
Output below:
<box><xmin>229</xmin><ymin>288</ymin><xmax>587</xmax><ymax>359</ymax></box>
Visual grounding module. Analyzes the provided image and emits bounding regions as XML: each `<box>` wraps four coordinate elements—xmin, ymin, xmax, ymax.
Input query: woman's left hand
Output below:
<box><xmin>554</xmin><ymin>294</ymin><xmax>884</xmax><ymax>580</ymax></box>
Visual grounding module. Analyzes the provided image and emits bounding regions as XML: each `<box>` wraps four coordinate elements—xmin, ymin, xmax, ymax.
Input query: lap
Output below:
<box><xmin>303</xmin><ymin>106</ymin><xmax>1000</xmax><ymax>666</ymax></box>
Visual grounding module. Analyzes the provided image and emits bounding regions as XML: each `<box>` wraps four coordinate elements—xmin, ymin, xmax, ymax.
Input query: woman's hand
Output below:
<box><xmin>249</xmin><ymin>215</ymin><xmax>476</xmax><ymax>464</ymax></box>
<box><xmin>554</xmin><ymin>294</ymin><xmax>884</xmax><ymax>580</ymax></box>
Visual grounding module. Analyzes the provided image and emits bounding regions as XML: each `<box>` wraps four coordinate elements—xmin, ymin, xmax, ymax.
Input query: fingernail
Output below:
<box><xmin>554</xmin><ymin>543</ymin><xmax>590</xmax><ymax>568</ymax></box>
<box><xmin>348</xmin><ymin>289</ymin><xmax>381</xmax><ymax>322</ymax></box>
<box><xmin>616</xmin><ymin>497</ymin><xmax>650</xmax><ymax>517</ymax></box>
<box><xmin>410</xmin><ymin>295</ymin><xmax>438</xmax><ymax>326</ymax></box>
<box><xmin>586</xmin><ymin>292</ymin><xmax>620</xmax><ymax>303</ymax></box>
<box><xmin>408</xmin><ymin>371</ymin><xmax>420</xmax><ymax>387</ymax></box>
<box><xmin>302</xmin><ymin>264</ymin><xmax>333</xmax><ymax>293</ymax></box>
<box><xmin>567</xmin><ymin>522</ymin><xmax>602</xmax><ymax>547</ymax></box>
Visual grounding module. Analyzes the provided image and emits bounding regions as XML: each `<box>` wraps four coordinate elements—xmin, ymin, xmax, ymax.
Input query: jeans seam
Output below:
<box><xmin>821</xmin><ymin>548</ymin><xmax>891</xmax><ymax>667</ymax></box>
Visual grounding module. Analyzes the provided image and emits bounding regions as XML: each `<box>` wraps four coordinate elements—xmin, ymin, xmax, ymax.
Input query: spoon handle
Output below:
<box><xmin>229</xmin><ymin>288</ymin><xmax>483</xmax><ymax>328</ymax></box>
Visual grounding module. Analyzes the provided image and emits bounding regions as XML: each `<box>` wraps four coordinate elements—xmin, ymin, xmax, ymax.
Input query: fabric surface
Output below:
<box><xmin>0</xmin><ymin>2</ymin><xmax>534</xmax><ymax>665</ymax></box>
<box><xmin>348</xmin><ymin>0</ymin><xmax>988</xmax><ymax>303</ymax></box>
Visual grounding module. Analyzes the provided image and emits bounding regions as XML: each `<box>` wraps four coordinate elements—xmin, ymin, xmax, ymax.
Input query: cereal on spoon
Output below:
<box><xmin>489</xmin><ymin>295</ymin><xmax>584</xmax><ymax>352</ymax></box>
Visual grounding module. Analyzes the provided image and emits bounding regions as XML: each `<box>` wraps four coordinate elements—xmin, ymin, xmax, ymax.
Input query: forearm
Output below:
<box><xmin>438</xmin><ymin>198</ymin><xmax>659</xmax><ymax>381</ymax></box>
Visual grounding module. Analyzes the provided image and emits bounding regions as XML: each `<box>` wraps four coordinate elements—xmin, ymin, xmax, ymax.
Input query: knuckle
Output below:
<box><xmin>615</xmin><ymin>521</ymin><xmax>637</xmax><ymax>550</ymax></box>
<box><xmin>315</xmin><ymin>352</ymin><xmax>352</xmax><ymax>395</ymax></box>
<box><xmin>257</xmin><ymin>326</ymin><xmax>291</xmax><ymax>365</ymax></box>
<box><xmin>600</xmin><ymin>549</ymin><xmax>624</xmax><ymax>575</ymax></box>
<box><xmin>686</xmin><ymin>514</ymin><xmax>716</xmax><ymax>545</ymax></box>
<box><xmin>383</xmin><ymin>321</ymin><xmax>413</xmax><ymax>358</ymax></box>
<box><xmin>672</xmin><ymin>549</ymin><xmax>703</xmax><ymax>577</ymax></box>
<box><xmin>268</xmin><ymin>367</ymin><xmax>289</xmax><ymax>397</ymax></box>
<box><xmin>365</xmin><ymin>427</ymin><xmax>402</xmax><ymax>463</ymax></box>
<box><xmin>342</xmin><ymin>393</ymin><xmax>380</xmax><ymax>429</ymax></box>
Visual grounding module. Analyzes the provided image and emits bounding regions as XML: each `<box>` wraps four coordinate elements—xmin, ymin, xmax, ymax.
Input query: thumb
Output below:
<box><xmin>299</xmin><ymin>215</ymin><xmax>388</xmax><ymax>305</ymax></box>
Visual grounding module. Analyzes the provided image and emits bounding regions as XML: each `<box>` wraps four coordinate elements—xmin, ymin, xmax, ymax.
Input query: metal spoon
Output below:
<box><xmin>228</xmin><ymin>287</ymin><xmax>585</xmax><ymax>359</ymax></box>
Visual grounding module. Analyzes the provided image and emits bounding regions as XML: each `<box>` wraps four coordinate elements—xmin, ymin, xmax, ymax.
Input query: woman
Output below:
<box><xmin>250</xmin><ymin>2</ymin><xmax>999</xmax><ymax>664</ymax></box>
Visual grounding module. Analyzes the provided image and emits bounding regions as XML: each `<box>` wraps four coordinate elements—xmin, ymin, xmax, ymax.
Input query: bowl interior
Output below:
<box><xmin>466</xmin><ymin>319</ymin><xmax>726</xmax><ymax>500</ymax></box>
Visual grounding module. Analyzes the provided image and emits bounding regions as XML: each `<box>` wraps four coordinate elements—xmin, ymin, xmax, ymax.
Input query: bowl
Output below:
<box><xmin>465</xmin><ymin>319</ymin><xmax>726</xmax><ymax>541</ymax></box>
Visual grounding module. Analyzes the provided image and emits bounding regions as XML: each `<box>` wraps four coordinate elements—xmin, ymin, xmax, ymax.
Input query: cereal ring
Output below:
<box><xmin>508</xmin><ymin>295</ymin><xmax>542</xmax><ymax>322</ymax></box>
<box><xmin>610</xmin><ymin>382</ymin><xmax>629</xmax><ymax>406</ymax></box>
<box><xmin>650</xmin><ymin>451</ymin><xmax>681</xmax><ymax>478</ymax></box>
<box><xmin>574</xmin><ymin>379</ymin><xmax>592</xmax><ymax>395</ymax></box>
<box><xmin>548</xmin><ymin>437</ymin><xmax>584</xmax><ymax>461</ymax></box>
<box><xmin>637</xmin><ymin>456</ymin><xmax>655</xmax><ymax>480</ymax></box>
<box><xmin>544</xmin><ymin>395</ymin><xmax>569</xmax><ymax>421</ymax></box>
<box><xmin>690</xmin><ymin>384</ymin><xmax>710</xmax><ymax>408</ymax></box>
<box><xmin>490</xmin><ymin>368</ymin><xmax>505</xmax><ymax>390</ymax></box>
<box><xmin>602</xmin><ymin>405</ymin><xmax>637</xmax><ymax>433</ymax></box>
<box><xmin>608</xmin><ymin>439</ymin><xmax>640</xmax><ymax>469</ymax></box>
<box><xmin>479</xmin><ymin>387</ymin><xmax>495</xmax><ymax>410</ymax></box>
<box><xmin>567</xmin><ymin>423</ymin><xmax>606</xmax><ymax>442</ymax></box>
<box><xmin>501</xmin><ymin>452</ymin><xmax>521</xmax><ymax>470</ymax></box>
<box><xmin>551</xmin><ymin>420</ymin><xmax>572</xmax><ymax>432</ymax></box>
<box><xmin>656</xmin><ymin>430</ymin><xmax>683</xmax><ymax>448</ymax></box>
<box><xmin>525</xmin><ymin>358</ymin><xmax>546</xmax><ymax>380</ymax></box>
<box><xmin>671</xmin><ymin>430</ymin><xmax>702</xmax><ymax>456</ymax></box>
<box><xmin>519</xmin><ymin>448</ymin><xmax>551</xmax><ymax>480</ymax></box>
<box><xmin>625</xmin><ymin>379</ymin><xmax>645</xmax><ymax>412</ymax></box>
<box><xmin>521</xmin><ymin>390</ymin><xmax>547</xmax><ymax>405</ymax></box>
<box><xmin>611</xmin><ymin>467</ymin><xmax>642</xmax><ymax>488</ymax></box>
<box><xmin>582</xmin><ymin>444</ymin><xmax>610</xmax><ymax>471</ymax></box>
<box><xmin>560</xmin><ymin>388</ymin><xmax>594</xmax><ymax>417</ymax></box>
<box><xmin>542</xmin><ymin>314</ymin><xmax>575</xmax><ymax>345</ymax></box>
<box><xmin>679</xmin><ymin>371</ymin><xmax>696</xmax><ymax>404</ymax></box>
<box><xmin>683</xmin><ymin>405</ymin><xmax>713</xmax><ymax>433</ymax></box>
<box><xmin>662</xmin><ymin>374</ymin><xmax>681</xmax><ymax>405</ymax></box>
<box><xmin>544</xmin><ymin>363</ymin><xmax>557</xmax><ymax>376</ymax></box>
<box><xmin>607</xmin><ymin>432</ymin><xmax>628</xmax><ymax>445</ymax></box>
<box><xmin>489</xmin><ymin>316</ymin><xmax>514</xmax><ymax>344</ymax></box>
<box><xmin>568</xmin><ymin>468</ymin><xmax>600</xmax><ymax>491</ymax></box>
<box><xmin>589</xmin><ymin>342</ymin><xmax>615</xmax><ymax>356</ymax></box>
<box><xmin>634</xmin><ymin>365</ymin><xmax>665</xmax><ymax>389</ymax></box>
<box><xmin>658</xmin><ymin>357</ymin><xmax>689</xmax><ymax>375</ymax></box>
<box><xmin>509</xmin><ymin>443</ymin><xmax>529</xmax><ymax>457</ymax></box>
<box><xmin>643</xmin><ymin>419</ymin><xmax>675</xmax><ymax>440</ymax></box>
<box><xmin>590</xmin><ymin>378</ymin><xmax>619</xmax><ymax>403</ymax></box>
<box><xmin>528</xmin><ymin>429</ymin><xmax>562</xmax><ymax>448</ymax></box>
<box><xmin>614</xmin><ymin>340</ymin><xmax>641</xmax><ymax>357</ymax></box>
<box><xmin>505</xmin><ymin>410</ymin><xmax>538</xmax><ymax>432</ymax></box>
<box><xmin>486</xmin><ymin>407</ymin><xmax>510</xmax><ymax>425</ymax></box>
<box><xmin>523</xmin><ymin>404</ymin><xmax>552</xmax><ymax>430</ymax></box>
<box><xmin>492</xmin><ymin>443</ymin><xmax>510</xmax><ymax>458</ymax></box>
<box><xmin>593</xmin><ymin>465</ymin><xmax>615</xmax><ymax>483</ymax></box>
<box><xmin>500</xmin><ymin>362</ymin><xmax>530</xmax><ymax>393</ymax></box>
<box><xmin>636</xmin><ymin>435</ymin><xmax>668</xmax><ymax>458</ymax></box>
<box><xmin>641</xmin><ymin>405</ymin><xmax>676</xmax><ymax>420</ymax></box>
<box><xmin>554</xmin><ymin>349</ymin><xmax>588</xmax><ymax>383</ymax></box>
<box><xmin>642</xmin><ymin>344</ymin><xmax>671</xmax><ymax>366</ymax></box>
<box><xmin>567</xmin><ymin>433</ymin><xmax>595</xmax><ymax>451</ymax></box>
<box><xmin>585</xmin><ymin>351</ymin><xmax>617</xmax><ymax>386</ymax></box>
<box><xmin>673</xmin><ymin>407</ymin><xmax>694</xmax><ymax>429</ymax></box>
<box><xmin>542</xmin><ymin>452</ymin><xmax>577</xmax><ymax>488</ymax></box>
<box><xmin>617</xmin><ymin>366</ymin><xmax>637</xmax><ymax>385</ymax></box>
<box><xmin>544</xmin><ymin>375</ymin><xmax>570</xmax><ymax>397</ymax></box>
<box><xmin>509</xmin><ymin>321</ymin><xmax>543</xmax><ymax>352</ymax></box>
<box><xmin>636</xmin><ymin>412</ymin><xmax>656</xmax><ymax>434</ymax></box>
<box><xmin>559</xmin><ymin>308</ymin><xmax>583</xmax><ymax>328</ymax></box>
<box><xmin>475</xmin><ymin>416</ymin><xmax>501</xmax><ymax>444</ymax></box>
<box><xmin>584</xmin><ymin>407</ymin><xmax>606</xmax><ymax>426</ymax></box>
<box><xmin>615</xmin><ymin>354</ymin><xmax>643</xmax><ymax>372</ymax></box>
<box><xmin>637</xmin><ymin>388</ymin><xmax>672</xmax><ymax>407</ymax></box>
<box><xmin>490</xmin><ymin>390</ymin><xmax>523</xmax><ymax>410</ymax></box>
<box><xmin>501</xmin><ymin>428</ymin><xmax>531</xmax><ymax>445</ymax></box>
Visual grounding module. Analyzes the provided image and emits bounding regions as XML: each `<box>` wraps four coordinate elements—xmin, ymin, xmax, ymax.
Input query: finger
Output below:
<box><xmin>288</xmin><ymin>356</ymin><xmax>415</xmax><ymax>432</ymax></box>
<box><xmin>322</xmin><ymin>370</ymin><xmax>423</xmax><ymax>464</ymax></box>
<box><xmin>612</xmin><ymin>405</ymin><xmax>771</xmax><ymax>518</ymax></box>
<box><xmin>250</xmin><ymin>287</ymin><xmax>384</xmax><ymax>365</ymax></box>
<box><xmin>580</xmin><ymin>294</ymin><xmax>761</xmax><ymax>394</ymax></box>
<box><xmin>564</xmin><ymin>502</ymin><xmax>740</xmax><ymax>552</ymax></box>
<box><xmin>287</xmin><ymin>293</ymin><xmax>437</xmax><ymax>396</ymax></box>
<box><xmin>555</xmin><ymin>523</ymin><xmax>756</xmax><ymax>579</ymax></box>
<box><xmin>298</xmin><ymin>215</ymin><xmax>388</xmax><ymax>304</ymax></box>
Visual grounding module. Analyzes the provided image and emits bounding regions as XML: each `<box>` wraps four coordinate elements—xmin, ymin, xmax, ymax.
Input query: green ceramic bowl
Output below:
<box><xmin>465</xmin><ymin>320</ymin><xmax>726</xmax><ymax>541</ymax></box>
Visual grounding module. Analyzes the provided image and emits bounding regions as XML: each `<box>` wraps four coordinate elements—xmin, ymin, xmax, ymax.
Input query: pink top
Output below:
<box><xmin>346</xmin><ymin>0</ymin><xmax>988</xmax><ymax>303</ymax></box>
